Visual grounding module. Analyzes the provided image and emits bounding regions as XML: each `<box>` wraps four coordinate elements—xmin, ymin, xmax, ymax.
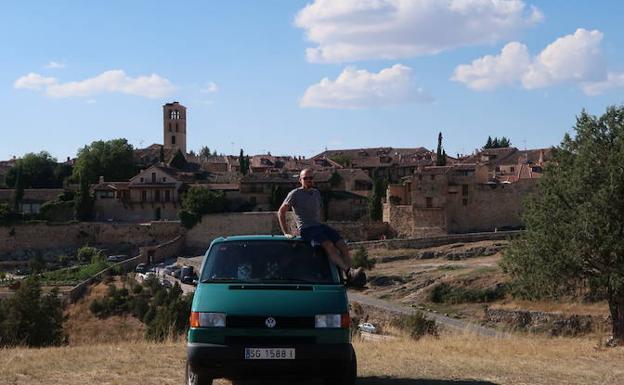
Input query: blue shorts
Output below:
<box><xmin>300</xmin><ymin>224</ymin><xmax>342</xmax><ymax>247</ymax></box>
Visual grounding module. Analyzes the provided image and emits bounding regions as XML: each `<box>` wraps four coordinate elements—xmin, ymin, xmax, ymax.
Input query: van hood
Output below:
<box><xmin>192</xmin><ymin>284</ymin><xmax>348</xmax><ymax>316</ymax></box>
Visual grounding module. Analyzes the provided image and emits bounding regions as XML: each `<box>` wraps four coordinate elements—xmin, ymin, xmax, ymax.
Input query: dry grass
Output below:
<box><xmin>1</xmin><ymin>332</ymin><xmax>622</xmax><ymax>385</ymax></box>
<box><xmin>63</xmin><ymin>278</ymin><xmax>145</xmax><ymax>346</ymax></box>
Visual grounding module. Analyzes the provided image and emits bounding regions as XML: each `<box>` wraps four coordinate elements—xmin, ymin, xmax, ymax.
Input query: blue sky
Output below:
<box><xmin>2</xmin><ymin>0</ymin><xmax>623</xmax><ymax>161</ymax></box>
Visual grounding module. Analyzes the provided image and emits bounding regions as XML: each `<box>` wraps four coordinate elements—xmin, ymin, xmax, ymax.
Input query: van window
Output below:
<box><xmin>201</xmin><ymin>241</ymin><xmax>336</xmax><ymax>284</ymax></box>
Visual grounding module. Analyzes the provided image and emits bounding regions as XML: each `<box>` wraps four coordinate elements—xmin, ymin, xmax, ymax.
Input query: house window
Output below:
<box><xmin>162</xmin><ymin>177</ymin><xmax>166</xmax><ymax>182</ymax></box>
<box><xmin>171</xmin><ymin>135</ymin><xmax>176</xmax><ymax>145</ymax></box>
<box><xmin>165</xmin><ymin>190</ymin><xmax>171</xmax><ymax>202</ymax></box>
<box><xmin>168</xmin><ymin>123</ymin><xmax>172</xmax><ymax>132</ymax></box>
<box><xmin>170</xmin><ymin>110</ymin><xmax>180</xmax><ymax>120</ymax></box>
<box><xmin>152</xmin><ymin>172</ymin><xmax>156</xmax><ymax>183</ymax></box>
<box><xmin>140</xmin><ymin>177</ymin><xmax>144</xmax><ymax>183</ymax></box>
<box><xmin>154</xmin><ymin>190</ymin><xmax>160</xmax><ymax>202</ymax></box>
<box><xmin>510</xmin><ymin>167</ymin><xmax>515</xmax><ymax>173</ymax></box>
<box><xmin>426</xmin><ymin>197</ymin><xmax>433</xmax><ymax>208</ymax></box>
<box><xmin>176</xmin><ymin>123</ymin><xmax>179</xmax><ymax>132</ymax></box>
<box><xmin>462</xmin><ymin>184</ymin><xmax>469</xmax><ymax>196</ymax></box>
<box><xmin>430</xmin><ymin>175</ymin><xmax>435</xmax><ymax>181</ymax></box>
<box><xmin>462</xmin><ymin>198</ymin><xmax>468</xmax><ymax>206</ymax></box>
<box><xmin>141</xmin><ymin>191</ymin><xmax>147</xmax><ymax>202</ymax></box>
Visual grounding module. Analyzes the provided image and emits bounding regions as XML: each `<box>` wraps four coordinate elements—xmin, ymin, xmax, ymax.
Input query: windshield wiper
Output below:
<box><xmin>200</xmin><ymin>277</ymin><xmax>241</xmax><ymax>283</ymax></box>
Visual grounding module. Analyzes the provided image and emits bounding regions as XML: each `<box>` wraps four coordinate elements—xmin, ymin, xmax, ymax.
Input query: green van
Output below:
<box><xmin>186</xmin><ymin>235</ymin><xmax>356</xmax><ymax>384</ymax></box>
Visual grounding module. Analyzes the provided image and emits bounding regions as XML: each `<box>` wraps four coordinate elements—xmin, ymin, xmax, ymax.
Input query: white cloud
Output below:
<box><xmin>452</xmin><ymin>42</ymin><xmax>531</xmax><ymax>90</ymax></box>
<box><xmin>452</xmin><ymin>28</ymin><xmax>620</xmax><ymax>95</ymax></box>
<box><xmin>581</xmin><ymin>72</ymin><xmax>624</xmax><ymax>96</ymax></box>
<box><xmin>300</xmin><ymin>64</ymin><xmax>432</xmax><ymax>109</ymax></box>
<box><xmin>295</xmin><ymin>0</ymin><xmax>542</xmax><ymax>63</ymax></box>
<box><xmin>14</xmin><ymin>73</ymin><xmax>57</xmax><ymax>90</ymax></box>
<box><xmin>45</xmin><ymin>61</ymin><xmax>66</xmax><ymax>69</ymax></box>
<box><xmin>85</xmin><ymin>99</ymin><xmax>97</xmax><ymax>104</ymax></box>
<box><xmin>201</xmin><ymin>82</ymin><xmax>219</xmax><ymax>93</ymax></box>
<box><xmin>523</xmin><ymin>29</ymin><xmax>606</xmax><ymax>89</ymax></box>
<box><xmin>14</xmin><ymin>70</ymin><xmax>175</xmax><ymax>98</ymax></box>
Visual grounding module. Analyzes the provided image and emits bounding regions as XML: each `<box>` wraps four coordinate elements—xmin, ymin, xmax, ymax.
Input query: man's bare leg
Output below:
<box><xmin>334</xmin><ymin>240</ymin><xmax>352</xmax><ymax>270</ymax></box>
<box><xmin>321</xmin><ymin>240</ymin><xmax>349</xmax><ymax>271</ymax></box>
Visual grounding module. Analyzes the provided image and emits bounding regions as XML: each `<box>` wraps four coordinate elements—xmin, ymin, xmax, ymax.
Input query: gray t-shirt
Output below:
<box><xmin>283</xmin><ymin>187</ymin><xmax>322</xmax><ymax>231</ymax></box>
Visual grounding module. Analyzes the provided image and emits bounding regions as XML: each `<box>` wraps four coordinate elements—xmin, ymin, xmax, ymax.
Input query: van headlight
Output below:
<box><xmin>190</xmin><ymin>312</ymin><xmax>226</xmax><ymax>328</ymax></box>
<box><xmin>315</xmin><ymin>314</ymin><xmax>350</xmax><ymax>328</ymax></box>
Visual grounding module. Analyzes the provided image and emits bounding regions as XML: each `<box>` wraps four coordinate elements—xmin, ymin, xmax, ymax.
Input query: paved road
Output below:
<box><xmin>348</xmin><ymin>291</ymin><xmax>509</xmax><ymax>338</ymax></box>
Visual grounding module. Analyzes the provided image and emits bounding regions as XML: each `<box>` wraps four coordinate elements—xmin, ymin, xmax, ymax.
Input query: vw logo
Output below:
<box><xmin>265</xmin><ymin>317</ymin><xmax>277</xmax><ymax>328</ymax></box>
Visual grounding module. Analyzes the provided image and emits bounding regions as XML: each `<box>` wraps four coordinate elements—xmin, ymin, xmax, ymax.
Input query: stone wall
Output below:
<box><xmin>0</xmin><ymin>221</ymin><xmax>182</xmax><ymax>259</ymax></box>
<box><xmin>383</xmin><ymin>204</ymin><xmax>445</xmax><ymax>238</ymax></box>
<box><xmin>140</xmin><ymin>235</ymin><xmax>185</xmax><ymax>264</ymax></box>
<box><xmin>484</xmin><ymin>307</ymin><xmax>609</xmax><ymax>336</ymax></box>
<box><xmin>185</xmin><ymin>211</ymin><xmax>389</xmax><ymax>254</ymax></box>
<box><xmin>445</xmin><ymin>179</ymin><xmax>536</xmax><ymax>233</ymax></box>
<box><xmin>93</xmin><ymin>199</ymin><xmax>180</xmax><ymax>222</ymax></box>
<box><xmin>353</xmin><ymin>230</ymin><xmax>521</xmax><ymax>250</ymax></box>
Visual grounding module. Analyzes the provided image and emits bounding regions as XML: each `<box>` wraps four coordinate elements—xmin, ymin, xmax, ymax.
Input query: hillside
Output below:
<box><xmin>64</xmin><ymin>278</ymin><xmax>145</xmax><ymax>346</ymax></box>
<box><xmin>360</xmin><ymin>240</ymin><xmax>610</xmax><ymax>334</ymax></box>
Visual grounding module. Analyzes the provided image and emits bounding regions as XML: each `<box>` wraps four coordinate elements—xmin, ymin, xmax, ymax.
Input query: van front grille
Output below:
<box><xmin>227</xmin><ymin>315</ymin><xmax>315</xmax><ymax>329</ymax></box>
<box><xmin>224</xmin><ymin>336</ymin><xmax>316</xmax><ymax>345</ymax></box>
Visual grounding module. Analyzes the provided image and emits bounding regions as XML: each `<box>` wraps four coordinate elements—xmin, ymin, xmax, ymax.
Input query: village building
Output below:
<box><xmin>312</xmin><ymin>147</ymin><xmax>440</xmax><ymax>183</ymax></box>
<box><xmin>384</xmin><ymin>147</ymin><xmax>552</xmax><ymax>237</ymax></box>
<box><xmin>93</xmin><ymin>164</ymin><xmax>186</xmax><ymax>222</ymax></box>
<box><xmin>0</xmin><ymin>189</ymin><xmax>65</xmax><ymax>215</ymax></box>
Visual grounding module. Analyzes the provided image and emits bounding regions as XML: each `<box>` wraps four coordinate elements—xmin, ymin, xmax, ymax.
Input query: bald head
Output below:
<box><xmin>299</xmin><ymin>168</ymin><xmax>314</xmax><ymax>189</ymax></box>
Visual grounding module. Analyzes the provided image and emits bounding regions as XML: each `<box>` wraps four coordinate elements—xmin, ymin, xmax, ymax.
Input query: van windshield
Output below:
<box><xmin>200</xmin><ymin>241</ymin><xmax>337</xmax><ymax>284</ymax></box>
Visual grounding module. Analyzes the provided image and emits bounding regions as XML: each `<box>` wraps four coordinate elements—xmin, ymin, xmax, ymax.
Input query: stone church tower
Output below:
<box><xmin>163</xmin><ymin>102</ymin><xmax>187</xmax><ymax>154</ymax></box>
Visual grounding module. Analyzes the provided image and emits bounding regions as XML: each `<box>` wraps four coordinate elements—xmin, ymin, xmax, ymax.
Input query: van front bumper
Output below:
<box><xmin>187</xmin><ymin>342</ymin><xmax>352</xmax><ymax>380</ymax></box>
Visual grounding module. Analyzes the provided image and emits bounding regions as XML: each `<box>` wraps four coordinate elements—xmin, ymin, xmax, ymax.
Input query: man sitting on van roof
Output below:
<box><xmin>278</xmin><ymin>168</ymin><xmax>365</xmax><ymax>287</ymax></box>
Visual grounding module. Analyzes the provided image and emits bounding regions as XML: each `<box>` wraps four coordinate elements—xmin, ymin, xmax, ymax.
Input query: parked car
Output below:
<box><xmin>135</xmin><ymin>263</ymin><xmax>147</xmax><ymax>273</ymax></box>
<box><xmin>358</xmin><ymin>322</ymin><xmax>377</xmax><ymax>334</ymax></box>
<box><xmin>107</xmin><ymin>255</ymin><xmax>128</xmax><ymax>262</ymax></box>
<box><xmin>186</xmin><ymin>235</ymin><xmax>356</xmax><ymax>385</ymax></box>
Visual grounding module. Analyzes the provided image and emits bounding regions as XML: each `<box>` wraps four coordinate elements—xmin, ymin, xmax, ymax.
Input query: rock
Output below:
<box><xmin>420</xmin><ymin>251</ymin><xmax>435</xmax><ymax>259</ymax></box>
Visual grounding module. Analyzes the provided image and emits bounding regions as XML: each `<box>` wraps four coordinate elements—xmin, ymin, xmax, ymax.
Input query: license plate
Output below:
<box><xmin>244</xmin><ymin>348</ymin><xmax>295</xmax><ymax>360</ymax></box>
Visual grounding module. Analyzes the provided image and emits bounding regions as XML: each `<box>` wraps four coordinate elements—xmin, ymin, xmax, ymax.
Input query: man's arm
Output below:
<box><xmin>277</xmin><ymin>203</ymin><xmax>293</xmax><ymax>237</ymax></box>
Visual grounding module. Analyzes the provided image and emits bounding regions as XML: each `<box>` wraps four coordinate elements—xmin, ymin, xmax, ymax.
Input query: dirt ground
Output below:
<box><xmin>360</xmin><ymin>240</ymin><xmax>610</xmax><ymax>325</ymax></box>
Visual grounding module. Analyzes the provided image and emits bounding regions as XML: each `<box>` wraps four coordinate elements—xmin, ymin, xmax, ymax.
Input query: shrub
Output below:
<box><xmin>391</xmin><ymin>312</ymin><xmax>439</xmax><ymax>340</ymax></box>
<box><xmin>77</xmin><ymin>246</ymin><xmax>99</xmax><ymax>263</ymax></box>
<box><xmin>429</xmin><ymin>283</ymin><xmax>507</xmax><ymax>304</ymax></box>
<box><xmin>352</xmin><ymin>246</ymin><xmax>376</xmax><ymax>270</ymax></box>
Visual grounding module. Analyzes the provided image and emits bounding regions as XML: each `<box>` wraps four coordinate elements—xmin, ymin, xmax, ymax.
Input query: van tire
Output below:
<box><xmin>325</xmin><ymin>346</ymin><xmax>357</xmax><ymax>385</ymax></box>
<box><xmin>186</xmin><ymin>362</ymin><xmax>213</xmax><ymax>385</ymax></box>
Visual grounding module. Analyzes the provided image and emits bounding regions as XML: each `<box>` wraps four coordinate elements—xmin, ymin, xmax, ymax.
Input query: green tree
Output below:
<box><xmin>484</xmin><ymin>136</ymin><xmax>512</xmax><ymax>149</ymax></box>
<box><xmin>352</xmin><ymin>246</ymin><xmax>376</xmax><ymax>270</ymax></box>
<box><xmin>269</xmin><ymin>185</ymin><xmax>289</xmax><ymax>211</ymax></box>
<box><xmin>435</xmin><ymin>132</ymin><xmax>447</xmax><ymax>166</ymax></box>
<box><xmin>179</xmin><ymin>187</ymin><xmax>229</xmax><ymax>228</ymax></box>
<box><xmin>329</xmin><ymin>171</ymin><xmax>342</xmax><ymax>188</ymax></box>
<box><xmin>74</xmin><ymin>172</ymin><xmax>93</xmax><ymax>221</ymax></box>
<box><xmin>0</xmin><ymin>277</ymin><xmax>65</xmax><ymax>347</ymax></box>
<box><xmin>10</xmin><ymin>165</ymin><xmax>24</xmax><ymax>213</ymax></box>
<box><xmin>73</xmin><ymin>139</ymin><xmax>136</xmax><ymax>184</ymax></box>
<box><xmin>239</xmin><ymin>149</ymin><xmax>248</xmax><ymax>175</ymax></box>
<box><xmin>199</xmin><ymin>146</ymin><xmax>211</xmax><ymax>158</ymax></box>
<box><xmin>368</xmin><ymin>177</ymin><xmax>386</xmax><ymax>221</ymax></box>
<box><xmin>6</xmin><ymin>152</ymin><xmax>63</xmax><ymax>188</ymax></box>
<box><xmin>501</xmin><ymin>106</ymin><xmax>624</xmax><ymax>344</ymax></box>
<box><xmin>169</xmin><ymin>149</ymin><xmax>188</xmax><ymax>169</ymax></box>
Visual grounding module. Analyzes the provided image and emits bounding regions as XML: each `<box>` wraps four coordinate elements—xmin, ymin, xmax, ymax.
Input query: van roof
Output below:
<box><xmin>211</xmin><ymin>235</ymin><xmax>303</xmax><ymax>244</ymax></box>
